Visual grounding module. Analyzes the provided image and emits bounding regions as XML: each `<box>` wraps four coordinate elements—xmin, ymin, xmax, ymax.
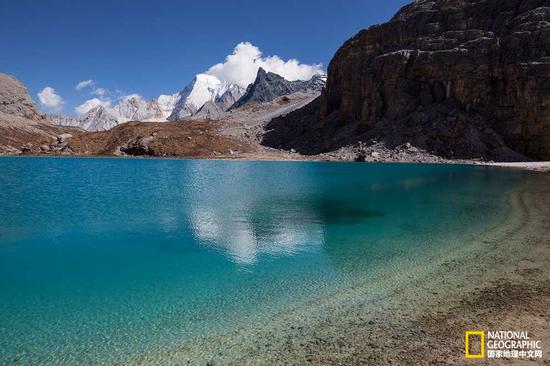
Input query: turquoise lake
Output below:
<box><xmin>0</xmin><ymin>157</ymin><xmax>531</xmax><ymax>365</ymax></box>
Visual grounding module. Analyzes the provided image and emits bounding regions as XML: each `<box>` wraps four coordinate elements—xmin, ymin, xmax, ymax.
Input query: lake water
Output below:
<box><xmin>0</xmin><ymin>157</ymin><xmax>532</xmax><ymax>365</ymax></box>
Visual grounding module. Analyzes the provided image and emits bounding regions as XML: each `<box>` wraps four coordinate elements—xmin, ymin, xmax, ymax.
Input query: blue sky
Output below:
<box><xmin>0</xmin><ymin>0</ymin><xmax>409</xmax><ymax>114</ymax></box>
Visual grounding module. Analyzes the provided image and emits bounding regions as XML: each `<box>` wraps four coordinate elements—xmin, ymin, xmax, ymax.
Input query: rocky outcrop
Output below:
<box><xmin>215</xmin><ymin>84</ymin><xmax>245</xmax><ymax>110</ymax></box>
<box><xmin>192</xmin><ymin>101</ymin><xmax>225</xmax><ymax>120</ymax></box>
<box><xmin>0</xmin><ymin>73</ymin><xmax>46</xmax><ymax>121</ymax></box>
<box><xmin>232</xmin><ymin>68</ymin><xmax>325</xmax><ymax>108</ymax></box>
<box><xmin>317</xmin><ymin>0</ymin><xmax>550</xmax><ymax>160</ymax></box>
<box><xmin>48</xmin><ymin>114</ymin><xmax>75</xmax><ymax>126</ymax></box>
<box><xmin>64</xmin><ymin>120</ymin><xmax>251</xmax><ymax>158</ymax></box>
<box><xmin>0</xmin><ymin>73</ymin><xmax>70</xmax><ymax>154</ymax></box>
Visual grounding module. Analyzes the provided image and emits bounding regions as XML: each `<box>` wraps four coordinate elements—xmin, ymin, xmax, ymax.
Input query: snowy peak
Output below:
<box><xmin>76</xmin><ymin>105</ymin><xmax>119</xmax><ymax>132</ymax></box>
<box><xmin>307</xmin><ymin>74</ymin><xmax>328</xmax><ymax>91</ymax></box>
<box><xmin>113</xmin><ymin>95</ymin><xmax>153</xmax><ymax>123</ymax></box>
<box><xmin>215</xmin><ymin>84</ymin><xmax>245</xmax><ymax>110</ymax></box>
<box><xmin>186</xmin><ymin>74</ymin><xmax>224</xmax><ymax>108</ymax></box>
<box><xmin>47</xmin><ymin>66</ymin><xmax>323</xmax><ymax>130</ymax></box>
<box><xmin>191</xmin><ymin>84</ymin><xmax>246</xmax><ymax>120</ymax></box>
<box><xmin>49</xmin><ymin>93</ymin><xmax>182</xmax><ymax>131</ymax></box>
<box><xmin>232</xmin><ymin>68</ymin><xmax>326</xmax><ymax>108</ymax></box>
<box><xmin>168</xmin><ymin>74</ymin><xmax>227</xmax><ymax>121</ymax></box>
<box><xmin>150</xmin><ymin>93</ymin><xmax>179</xmax><ymax>121</ymax></box>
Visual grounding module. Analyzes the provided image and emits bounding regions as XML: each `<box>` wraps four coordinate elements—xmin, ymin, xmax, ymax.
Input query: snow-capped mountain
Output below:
<box><xmin>167</xmin><ymin>74</ymin><xmax>243</xmax><ymax>121</ymax></box>
<box><xmin>52</xmin><ymin>105</ymin><xmax>120</xmax><ymax>132</ymax></box>
<box><xmin>49</xmin><ymin>98</ymin><xmax>148</xmax><ymax>132</ymax></box>
<box><xmin>77</xmin><ymin>106</ymin><xmax>119</xmax><ymax>131</ymax></box>
<box><xmin>112</xmin><ymin>94</ymin><xmax>155</xmax><ymax>123</ymax></box>
<box><xmin>215</xmin><ymin>84</ymin><xmax>246</xmax><ymax>110</ymax></box>
<box><xmin>148</xmin><ymin>93</ymin><xmax>179</xmax><ymax>121</ymax></box>
<box><xmin>192</xmin><ymin>84</ymin><xmax>246</xmax><ymax>120</ymax></box>
<box><xmin>49</xmin><ymin>94</ymin><xmax>176</xmax><ymax>131</ymax></box>
<box><xmin>48</xmin><ymin>69</ymin><xmax>322</xmax><ymax>131</ymax></box>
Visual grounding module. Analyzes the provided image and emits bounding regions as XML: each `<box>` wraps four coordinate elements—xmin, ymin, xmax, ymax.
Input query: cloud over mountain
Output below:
<box><xmin>66</xmin><ymin>42</ymin><xmax>323</xmax><ymax>121</ymax></box>
<box><xmin>92</xmin><ymin>88</ymin><xmax>109</xmax><ymax>97</ymax></box>
<box><xmin>206</xmin><ymin>42</ymin><xmax>324</xmax><ymax>88</ymax></box>
<box><xmin>37</xmin><ymin>87</ymin><xmax>64</xmax><ymax>112</ymax></box>
<box><xmin>75</xmin><ymin>80</ymin><xmax>95</xmax><ymax>91</ymax></box>
<box><xmin>75</xmin><ymin>97</ymin><xmax>111</xmax><ymax>114</ymax></box>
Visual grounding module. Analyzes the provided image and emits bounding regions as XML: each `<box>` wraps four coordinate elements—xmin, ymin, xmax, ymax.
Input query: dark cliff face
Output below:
<box><xmin>321</xmin><ymin>0</ymin><xmax>550</xmax><ymax>159</ymax></box>
<box><xmin>232</xmin><ymin>68</ymin><xmax>325</xmax><ymax>108</ymax></box>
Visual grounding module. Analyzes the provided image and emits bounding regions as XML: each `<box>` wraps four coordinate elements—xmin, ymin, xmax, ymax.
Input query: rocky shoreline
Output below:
<box><xmin>6</xmin><ymin>142</ymin><xmax>549</xmax><ymax>174</ymax></box>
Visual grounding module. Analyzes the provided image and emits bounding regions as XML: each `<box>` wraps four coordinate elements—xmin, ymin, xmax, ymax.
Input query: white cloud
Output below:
<box><xmin>75</xmin><ymin>79</ymin><xmax>95</xmax><ymax>91</ymax></box>
<box><xmin>206</xmin><ymin>42</ymin><xmax>324</xmax><ymax>88</ymax></box>
<box><xmin>37</xmin><ymin>87</ymin><xmax>64</xmax><ymax>112</ymax></box>
<box><xmin>74</xmin><ymin>80</ymin><xmax>114</xmax><ymax>115</ymax></box>
<box><xmin>92</xmin><ymin>87</ymin><xmax>109</xmax><ymax>97</ymax></box>
<box><xmin>76</xmin><ymin>79</ymin><xmax>111</xmax><ymax>98</ymax></box>
<box><xmin>120</xmin><ymin>93</ymin><xmax>142</xmax><ymax>101</ymax></box>
<box><xmin>75</xmin><ymin>98</ymin><xmax>112</xmax><ymax>114</ymax></box>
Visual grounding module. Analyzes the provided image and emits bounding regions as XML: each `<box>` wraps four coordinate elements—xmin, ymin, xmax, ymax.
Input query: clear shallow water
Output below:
<box><xmin>0</xmin><ymin>157</ymin><xmax>531</xmax><ymax>365</ymax></box>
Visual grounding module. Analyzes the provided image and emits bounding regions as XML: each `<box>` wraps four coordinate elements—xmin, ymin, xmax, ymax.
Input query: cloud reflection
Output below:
<box><xmin>183</xmin><ymin>161</ymin><xmax>381</xmax><ymax>266</ymax></box>
<box><xmin>190</xmin><ymin>206</ymin><xmax>325</xmax><ymax>265</ymax></box>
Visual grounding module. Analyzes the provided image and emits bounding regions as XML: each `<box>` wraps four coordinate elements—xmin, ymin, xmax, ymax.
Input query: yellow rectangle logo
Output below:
<box><xmin>465</xmin><ymin>331</ymin><xmax>485</xmax><ymax>359</ymax></box>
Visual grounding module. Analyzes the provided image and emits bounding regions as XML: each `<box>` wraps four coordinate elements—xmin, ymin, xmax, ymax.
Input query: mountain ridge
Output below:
<box><xmin>49</xmin><ymin>70</ymin><xmax>323</xmax><ymax>131</ymax></box>
<box><xmin>232</xmin><ymin>68</ymin><xmax>325</xmax><ymax>109</ymax></box>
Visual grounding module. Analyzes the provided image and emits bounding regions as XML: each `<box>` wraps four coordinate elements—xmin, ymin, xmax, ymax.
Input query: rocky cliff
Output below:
<box><xmin>232</xmin><ymin>68</ymin><xmax>325</xmax><ymax>108</ymax></box>
<box><xmin>265</xmin><ymin>0</ymin><xmax>550</xmax><ymax>161</ymax></box>
<box><xmin>0</xmin><ymin>73</ymin><xmax>46</xmax><ymax>121</ymax></box>
<box><xmin>0</xmin><ymin>73</ymin><xmax>73</xmax><ymax>154</ymax></box>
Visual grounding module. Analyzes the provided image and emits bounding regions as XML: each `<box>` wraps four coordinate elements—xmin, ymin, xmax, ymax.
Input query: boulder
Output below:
<box><xmin>57</xmin><ymin>133</ymin><xmax>73</xmax><ymax>143</ymax></box>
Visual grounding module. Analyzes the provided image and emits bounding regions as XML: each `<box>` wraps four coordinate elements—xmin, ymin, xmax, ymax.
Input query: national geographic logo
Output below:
<box><xmin>465</xmin><ymin>331</ymin><xmax>485</xmax><ymax>359</ymax></box>
<box><xmin>465</xmin><ymin>330</ymin><xmax>543</xmax><ymax>360</ymax></box>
